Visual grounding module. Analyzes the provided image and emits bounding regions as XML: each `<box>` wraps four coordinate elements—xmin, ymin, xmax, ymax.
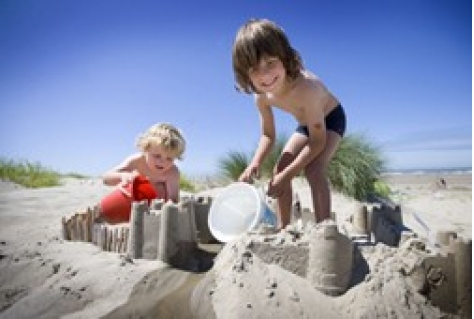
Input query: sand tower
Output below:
<box><xmin>307</xmin><ymin>220</ymin><xmax>354</xmax><ymax>296</ymax></box>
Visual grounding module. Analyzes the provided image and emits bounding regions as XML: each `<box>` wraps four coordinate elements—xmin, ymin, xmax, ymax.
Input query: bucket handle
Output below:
<box><xmin>252</xmin><ymin>177</ymin><xmax>267</xmax><ymax>199</ymax></box>
<box><xmin>118</xmin><ymin>182</ymin><xmax>132</xmax><ymax>198</ymax></box>
<box><xmin>118</xmin><ymin>177</ymin><xmax>162</xmax><ymax>202</ymax></box>
<box><xmin>253</xmin><ymin>178</ymin><xmax>274</xmax><ymax>214</ymax></box>
<box><xmin>252</xmin><ymin>178</ymin><xmax>278</xmax><ymax>228</ymax></box>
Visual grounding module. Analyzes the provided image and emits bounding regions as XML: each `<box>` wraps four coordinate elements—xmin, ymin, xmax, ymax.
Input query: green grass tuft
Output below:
<box><xmin>179</xmin><ymin>174</ymin><xmax>196</xmax><ymax>192</ymax></box>
<box><xmin>328</xmin><ymin>133</ymin><xmax>386</xmax><ymax>200</ymax></box>
<box><xmin>218</xmin><ymin>133</ymin><xmax>387</xmax><ymax>201</ymax></box>
<box><xmin>0</xmin><ymin>158</ymin><xmax>62</xmax><ymax>188</ymax></box>
<box><xmin>0</xmin><ymin>157</ymin><xmax>200</xmax><ymax>192</ymax></box>
<box><xmin>218</xmin><ymin>151</ymin><xmax>250</xmax><ymax>181</ymax></box>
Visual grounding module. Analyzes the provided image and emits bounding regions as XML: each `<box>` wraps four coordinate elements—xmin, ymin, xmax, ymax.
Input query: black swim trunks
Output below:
<box><xmin>296</xmin><ymin>104</ymin><xmax>346</xmax><ymax>137</ymax></box>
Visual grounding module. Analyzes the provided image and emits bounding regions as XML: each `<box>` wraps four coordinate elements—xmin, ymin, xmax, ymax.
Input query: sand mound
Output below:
<box><xmin>190</xmin><ymin>221</ymin><xmax>454</xmax><ymax>319</ymax></box>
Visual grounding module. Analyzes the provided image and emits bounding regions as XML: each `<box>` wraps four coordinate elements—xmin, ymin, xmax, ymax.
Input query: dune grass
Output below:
<box><xmin>179</xmin><ymin>174</ymin><xmax>197</xmax><ymax>192</ymax></box>
<box><xmin>0</xmin><ymin>158</ymin><xmax>62</xmax><ymax>188</ymax></box>
<box><xmin>0</xmin><ymin>157</ymin><xmax>198</xmax><ymax>191</ymax></box>
<box><xmin>218</xmin><ymin>151</ymin><xmax>250</xmax><ymax>181</ymax></box>
<box><xmin>218</xmin><ymin>133</ymin><xmax>389</xmax><ymax>201</ymax></box>
<box><xmin>328</xmin><ymin>134</ymin><xmax>387</xmax><ymax>200</ymax></box>
<box><xmin>218</xmin><ymin>133</ymin><xmax>289</xmax><ymax>181</ymax></box>
<box><xmin>2</xmin><ymin>136</ymin><xmax>389</xmax><ymax>198</ymax></box>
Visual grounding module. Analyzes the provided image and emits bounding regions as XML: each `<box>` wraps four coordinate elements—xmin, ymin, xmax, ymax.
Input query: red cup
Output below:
<box><xmin>99</xmin><ymin>176</ymin><xmax>159</xmax><ymax>224</ymax></box>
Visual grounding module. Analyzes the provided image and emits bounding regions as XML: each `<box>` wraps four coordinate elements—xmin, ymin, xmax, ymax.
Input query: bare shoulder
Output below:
<box><xmin>125</xmin><ymin>153</ymin><xmax>145</xmax><ymax>164</ymax></box>
<box><xmin>299</xmin><ymin>72</ymin><xmax>334</xmax><ymax>104</ymax></box>
<box><xmin>301</xmin><ymin>72</ymin><xmax>326</xmax><ymax>93</ymax></box>
<box><xmin>117</xmin><ymin>153</ymin><xmax>145</xmax><ymax>170</ymax></box>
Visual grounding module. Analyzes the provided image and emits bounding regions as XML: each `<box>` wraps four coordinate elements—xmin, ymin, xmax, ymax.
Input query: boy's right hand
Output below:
<box><xmin>238</xmin><ymin>166</ymin><xmax>260</xmax><ymax>183</ymax></box>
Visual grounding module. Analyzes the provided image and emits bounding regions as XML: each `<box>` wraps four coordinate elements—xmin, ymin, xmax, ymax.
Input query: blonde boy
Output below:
<box><xmin>103</xmin><ymin>123</ymin><xmax>186</xmax><ymax>203</ymax></box>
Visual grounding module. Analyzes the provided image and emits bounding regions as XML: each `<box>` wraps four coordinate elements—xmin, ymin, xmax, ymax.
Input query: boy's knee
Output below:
<box><xmin>275</xmin><ymin>152</ymin><xmax>294</xmax><ymax>174</ymax></box>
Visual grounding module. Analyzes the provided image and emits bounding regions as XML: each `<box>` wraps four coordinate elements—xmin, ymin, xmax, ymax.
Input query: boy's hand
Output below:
<box><xmin>266</xmin><ymin>173</ymin><xmax>288</xmax><ymax>198</ymax></box>
<box><xmin>238</xmin><ymin>166</ymin><xmax>260</xmax><ymax>183</ymax></box>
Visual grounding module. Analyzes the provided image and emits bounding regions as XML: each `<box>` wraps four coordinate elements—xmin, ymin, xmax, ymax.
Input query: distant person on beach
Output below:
<box><xmin>438</xmin><ymin>177</ymin><xmax>447</xmax><ymax>189</ymax></box>
<box><xmin>232</xmin><ymin>18</ymin><xmax>346</xmax><ymax>229</ymax></box>
<box><xmin>102</xmin><ymin>123</ymin><xmax>186</xmax><ymax>203</ymax></box>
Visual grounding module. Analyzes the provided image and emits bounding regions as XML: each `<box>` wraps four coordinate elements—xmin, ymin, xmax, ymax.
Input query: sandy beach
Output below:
<box><xmin>0</xmin><ymin>172</ymin><xmax>471</xmax><ymax>318</ymax></box>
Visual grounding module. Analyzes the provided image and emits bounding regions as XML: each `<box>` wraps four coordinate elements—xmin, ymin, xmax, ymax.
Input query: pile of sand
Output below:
<box><xmin>190</xmin><ymin>221</ymin><xmax>448</xmax><ymax>319</ymax></box>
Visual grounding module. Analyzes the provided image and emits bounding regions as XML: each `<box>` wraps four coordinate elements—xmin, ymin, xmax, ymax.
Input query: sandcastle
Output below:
<box><xmin>199</xmin><ymin>206</ymin><xmax>470</xmax><ymax>317</ymax></box>
<box><xmin>61</xmin><ymin>191</ymin><xmax>471</xmax><ymax>317</ymax></box>
<box><xmin>61</xmin><ymin>196</ymin><xmax>214</xmax><ymax>268</ymax></box>
<box><xmin>339</xmin><ymin>200</ymin><xmax>472</xmax><ymax>316</ymax></box>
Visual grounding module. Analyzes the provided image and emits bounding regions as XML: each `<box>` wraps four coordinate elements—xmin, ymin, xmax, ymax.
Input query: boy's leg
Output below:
<box><xmin>274</xmin><ymin>133</ymin><xmax>307</xmax><ymax>229</ymax></box>
<box><xmin>305</xmin><ymin>131</ymin><xmax>342</xmax><ymax>222</ymax></box>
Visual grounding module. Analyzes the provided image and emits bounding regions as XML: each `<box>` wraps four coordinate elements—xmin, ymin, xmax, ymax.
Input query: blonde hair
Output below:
<box><xmin>136</xmin><ymin>123</ymin><xmax>186</xmax><ymax>159</ymax></box>
<box><xmin>232</xmin><ymin>18</ymin><xmax>303</xmax><ymax>94</ymax></box>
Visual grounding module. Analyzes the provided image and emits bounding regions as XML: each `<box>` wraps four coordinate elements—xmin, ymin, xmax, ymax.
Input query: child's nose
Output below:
<box><xmin>258</xmin><ymin>65</ymin><xmax>271</xmax><ymax>76</ymax></box>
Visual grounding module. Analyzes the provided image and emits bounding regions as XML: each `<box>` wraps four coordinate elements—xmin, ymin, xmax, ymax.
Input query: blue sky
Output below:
<box><xmin>0</xmin><ymin>0</ymin><xmax>471</xmax><ymax>177</ymax></box>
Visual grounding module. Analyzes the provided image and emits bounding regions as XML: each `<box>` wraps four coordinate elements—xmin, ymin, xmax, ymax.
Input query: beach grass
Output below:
<box><xmin>218</xmin><ymin>133</ymin><xmax>288</xmax><ymax>181</ymax></box>
<box><xmin>0</xmin><ymin>157</ymin><xmax>198</xmax><ymax>191</ymax></box>
<box><xmin>329</xmin><ymin>133</ymin><xmax>386</xmax><ymax>200</ymax></box>
<box><xmin>218</xmin><ymin>151</ymin><xmax>250</xmax><ymax>181</ymax></box>
<box><xmin>218</xmin><ymin>133</ymin><xmax>387</xmax><ymax>201</ymax></box>
<box><xmin>180</xmin><ymin>174</ymin><xmax>197</xmax><ymax>192</ymax></box>
<box><xmin>0</xmin><ymin>158</ymin><xmax>62</xmax><ymax>188</ymax></box>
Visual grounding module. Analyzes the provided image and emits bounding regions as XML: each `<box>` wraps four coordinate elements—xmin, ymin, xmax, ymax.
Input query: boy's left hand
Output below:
<box><xmin>266</xmin><ymin>173</ymin><xmax>288</xmax><ymax>198</ymax></box>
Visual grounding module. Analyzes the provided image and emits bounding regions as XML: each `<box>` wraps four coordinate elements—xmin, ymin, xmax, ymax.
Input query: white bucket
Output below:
<box><xmin>208</xmin><ymin>182</ymin><xmax>277</xmax><ymax>243</ymax></box>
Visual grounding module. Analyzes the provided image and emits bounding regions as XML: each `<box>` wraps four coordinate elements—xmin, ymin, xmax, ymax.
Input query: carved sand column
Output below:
<box><xmin>307</xmin><ymin>221</ymin><xmax>354</xmax><ymax>296</ymax></box>
<box><xmin>452</xmin><ymin>237</ymin><xmax>472</xmax><ymax>317</ymax></box>
<box><xmin>179</xmin><ymin>199</ymin><xmax>197</xmax><ymax>243</ymax></box>
<box><xmin>157</xmin><ymin>202</ymin><xmax>179</xmax><ymax>263</ymax></box>
<box><xmin>353</xmin><ymin>205</ymin><xmax>368</xmax><ymax>235</ymax></box>
<box><xmin>128</xmin><ymin>201</ymin><xmax>148</xmax><ymax>259</ymax></box>
<box><xmin>193</xmin><ymin>196</ymin><xmax>214</xmax><ymax>243</ymax></box>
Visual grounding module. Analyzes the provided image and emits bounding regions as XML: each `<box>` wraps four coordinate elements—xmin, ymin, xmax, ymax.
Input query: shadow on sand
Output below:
<box><xmin>102</xmin><ymin>243</ymin><xmax>222</xmax><ymax>319</ymax></box>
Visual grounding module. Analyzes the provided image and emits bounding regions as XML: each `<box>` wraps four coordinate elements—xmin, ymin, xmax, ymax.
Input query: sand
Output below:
<box><xmin>0</xmin><ymin>172</ymin><xmax>471</xmax><ymax>318</ymax></box>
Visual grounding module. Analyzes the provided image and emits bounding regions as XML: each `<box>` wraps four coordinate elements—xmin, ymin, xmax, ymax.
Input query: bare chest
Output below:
<box><xmin>268</xmin><ymin>93</ymin><xmax>307</xmax><ymax>123</ymax></box>
<box><xmin>268</xmin><ymin>89</ymin><xmax>336</xmax><ymax>124</ymax></box>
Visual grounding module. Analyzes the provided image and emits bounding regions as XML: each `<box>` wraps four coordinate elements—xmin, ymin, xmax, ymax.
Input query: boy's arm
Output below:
<box><xmin>240</xmin><ymin>96</ymin><xmax>275</xmax><ymax>181</ymax></box>
<box><xmin>102</xmin><ymin>154</ymin><xmax>140</xmax><ymax>186</ymax></box>
<box><xmin>252</xmin><ymin>97</ymin><xmax>276</xmax><ymax>167</ymax></box>
<box><xmin>165</xmin><ymin>166</ymin><xmax>180</xmax><ymax>203</ymax></box>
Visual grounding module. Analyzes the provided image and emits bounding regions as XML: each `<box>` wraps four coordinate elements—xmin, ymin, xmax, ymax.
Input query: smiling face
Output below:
<box><xmin>136</xmin><ymin>123</ymin><xmax>186</xmax><ymax>171</ymax></box>
<box><xmin>144</xmin><ymin>144</ymin><xmax>176</xmax><ymax>174</ymax></box>
<box><xmin>248</xmin><ymin>56</ymin><xmax>287</xmax><ymax>94</ymax></box>
<box><xmin>232</xmin><ymin>19</ymin><xmax>303</xmax><ymax>94</ymax></box>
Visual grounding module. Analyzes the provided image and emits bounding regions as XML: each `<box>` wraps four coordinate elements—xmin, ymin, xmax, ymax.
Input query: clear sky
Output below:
<box><xmin>0</xmin><ymin>0</ymin><xmax>471</xmax><ymax>177</ymax></box>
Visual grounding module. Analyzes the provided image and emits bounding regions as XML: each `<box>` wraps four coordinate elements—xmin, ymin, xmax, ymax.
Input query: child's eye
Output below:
<box><xmin>267</xmin><ymin>59</ymin><xmax>278</xmax><ymax>67</ymax></box>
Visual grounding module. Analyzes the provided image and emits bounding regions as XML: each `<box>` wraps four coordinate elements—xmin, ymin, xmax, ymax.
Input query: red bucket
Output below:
<box><xmin>99</xmin><ymin>176</ymin><xmax>158</xmax><ymax>224</ymax></box>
